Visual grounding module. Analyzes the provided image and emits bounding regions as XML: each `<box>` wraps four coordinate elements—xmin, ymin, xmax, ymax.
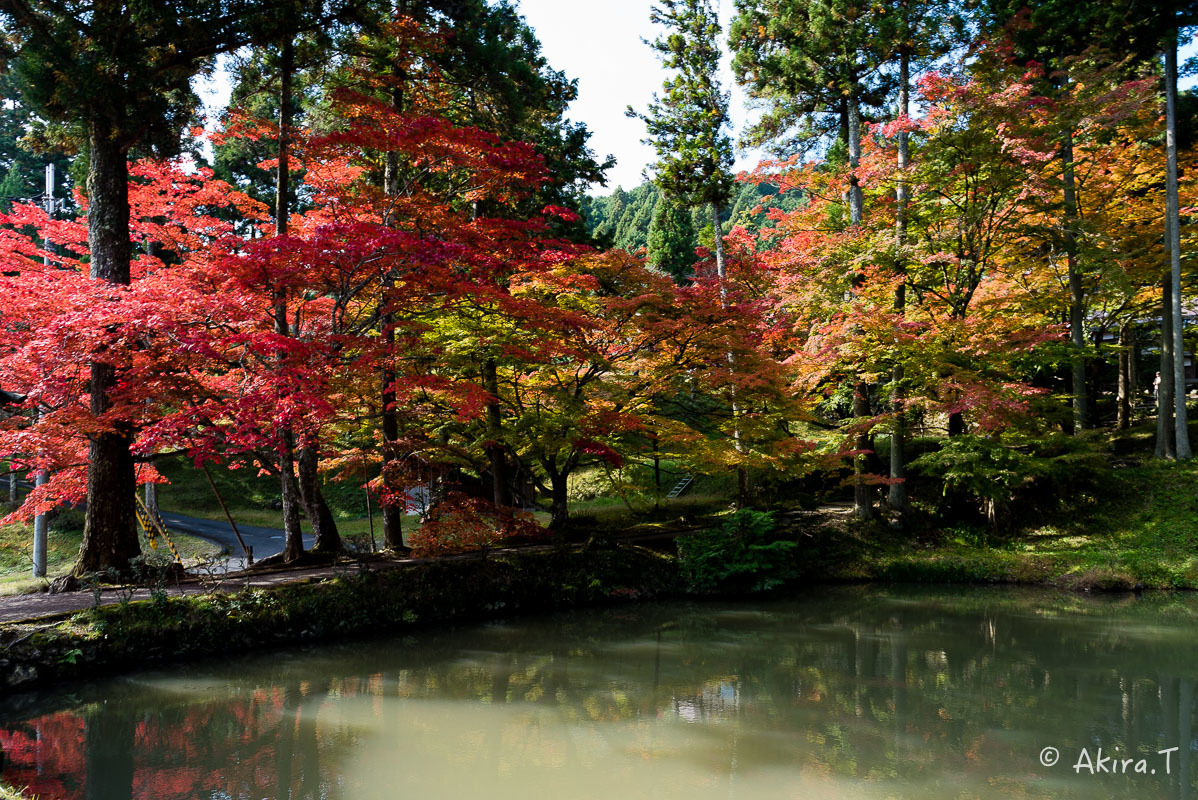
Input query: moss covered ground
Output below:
<box><xmin>799</xmin><ymin>426</ymin><xmax>1198</xmax><ymax>590</ymax></box>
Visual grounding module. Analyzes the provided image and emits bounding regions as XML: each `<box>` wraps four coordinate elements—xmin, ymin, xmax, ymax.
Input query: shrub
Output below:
<box><xmin>407</xmin><ymin>492</ymin><xmax>548</xmax><ymax>557</ymax></box>
<box><xmin>909</xmin><ymin>433</ymin><xmax>1109</xmax><ymax>529</ymax></box>
<box><xmin>675</xmin><ymin>509</ymin><xmax>797</xmax><ymax>594</ymax></box>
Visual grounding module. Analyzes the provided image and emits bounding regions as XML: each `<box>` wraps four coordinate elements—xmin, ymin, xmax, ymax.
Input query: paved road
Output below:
<box><xmin>159</xmin><ymin>511</ymin><xmax>312</xmax><ymax>569</ymax></box>
<box><xmin>13</xmin><ymin>478</ymin><xmax>305</xmax><ymax>568</ymax></box>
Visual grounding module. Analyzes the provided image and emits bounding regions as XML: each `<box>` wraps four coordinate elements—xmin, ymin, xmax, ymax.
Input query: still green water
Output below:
<box><xmin>3</xmin><ymin>585</ymin><xmax>1198</xmax><ymax>799</ymax></box>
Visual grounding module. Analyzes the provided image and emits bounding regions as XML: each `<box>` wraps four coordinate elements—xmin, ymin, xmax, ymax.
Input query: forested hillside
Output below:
<box><xmin>581</xmin><ymin>180</ymin><xmax>803</xmax><ymax>279</ymax></box>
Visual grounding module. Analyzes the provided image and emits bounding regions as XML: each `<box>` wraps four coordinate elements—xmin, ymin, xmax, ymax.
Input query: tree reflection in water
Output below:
<box><xmin>2</xmin><ymin>586</ymin><xmax>1197</xmax><ymax>800</ymax></box>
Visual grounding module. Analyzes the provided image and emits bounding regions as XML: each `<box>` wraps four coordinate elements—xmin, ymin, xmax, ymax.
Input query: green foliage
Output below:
<box><xmin>729</xmin><ymin>0</ymin><xmax>965</xmax><ymax>155</ymax></box>
<box><xmin>630</xmin><ymin>0</ymin><xmax>735</xmax><ymax>209</ymax></box>
<box><xmin>0</xmin><ymin>74</ymin><xmax>73</xmax><ymax>214</ymax></box>
<box><xmin>585</xmin><ymin>179</ymin><xmax>801</xmax><ymax>253</ymax></box>
<box><xmin>676</xmin><ymin>509</ymin><xmax>797</xmax><ymax>593</ymax></box>
<box><xmin>648</xmin><ymin>196</ymin><xmax>696</xmax><ymax>281</ymax></box>
<box><xmin>909</xmin><ymin>433</ymin><xmax>1110</xmax><ymax>528</ymax></box>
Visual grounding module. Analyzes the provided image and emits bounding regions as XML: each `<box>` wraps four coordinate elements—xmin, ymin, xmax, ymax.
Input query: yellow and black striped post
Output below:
<box><xmin>135</xmin><ymin>493</ymin><xmax>183</xmax><ymax>566</ymax></box>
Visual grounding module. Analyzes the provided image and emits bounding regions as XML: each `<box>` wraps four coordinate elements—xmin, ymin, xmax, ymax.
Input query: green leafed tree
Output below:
<box><xmin>629</xmin><ymin>0</ymin><xmax>736</xmax><ymax>280</ymax></box>
<box><xmin>648</xmin><ymin>195</ymin><xmax>696</xmax><ymax>282</ymax></box>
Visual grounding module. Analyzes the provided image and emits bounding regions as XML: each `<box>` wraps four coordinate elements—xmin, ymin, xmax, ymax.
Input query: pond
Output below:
<box><xmin>2</xmin><ymin>585</ymin><xmax>1197</xmax><ymax>799</ymax></box>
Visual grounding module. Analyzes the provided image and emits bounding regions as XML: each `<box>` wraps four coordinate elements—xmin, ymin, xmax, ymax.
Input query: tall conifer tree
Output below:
<box><xmin>630</xmin><ymin>0</ymin><xmax>735</xmax><ymax>281</ymax></box>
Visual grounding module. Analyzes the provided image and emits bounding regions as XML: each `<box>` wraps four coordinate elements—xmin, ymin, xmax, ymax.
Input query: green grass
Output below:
<box><xmin>807</xmin><ymin>432</ymin><xmax>1198</xmax><ymax>590</ymax></box>
<box><xmin>153</xmin><ymin>455</ymin><xmax>423</xmax><ymax>540</ymax></box>
<box><xmin>0</xmin><ymin>784</ymin><xmax>33</xmax><ymax>800</ymax></box>
<box><xmin>0</xmin><ymin>498</ymin><xmax>222</xmax><ymax>597</ymax></box>
<box><xmin>154</xmin><ymin>456</ymin><xmax>729</xmax><ymax>545</ymax></box>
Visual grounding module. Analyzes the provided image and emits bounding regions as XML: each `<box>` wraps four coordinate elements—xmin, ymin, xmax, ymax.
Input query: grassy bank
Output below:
<box><xmin>0</xmin><ymin>545</ymin><xmax>678</xmax><ymax>695</ymax></box>
<box><xmin>0</xmin><ymin>503</ymin><xmax>223</xmax><ymax>597</ymax></box>
<box><xmin>799</xmin><ymin>436</ymin><xmax>1198</xmax><ymax>590</ymax></box>
<box><xmin>0</xmin><ymin>784</ymin><xmax>31</xmax><ymax>800</ymax></box>
<box><xmin>154</xmin><ymin>455</ymin><xmax>423</xmax><ymax>543</ymax></box>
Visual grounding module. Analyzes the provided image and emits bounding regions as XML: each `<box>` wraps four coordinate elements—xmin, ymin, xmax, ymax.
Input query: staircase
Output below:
<box><xmin>666</xmin><ymin>474</ymin><xmax>695</xmax><ymax>499</ymax></box>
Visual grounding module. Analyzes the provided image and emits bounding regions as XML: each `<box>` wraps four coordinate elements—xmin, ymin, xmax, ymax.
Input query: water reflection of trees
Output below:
<box><xmin>1</xmin><ymin>587</ymin><xmax>1197</xmax><ymax>799</ymax></box>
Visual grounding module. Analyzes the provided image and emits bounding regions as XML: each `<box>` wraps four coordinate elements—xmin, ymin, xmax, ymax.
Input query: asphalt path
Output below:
<box><xmin>11</xmin><ymin>478</ymin><xmax>304</xmax><ymax>568</ymax></box>
<box><xmin>159</xmin><ymin>511</ymin><xmax>312</xmax><ymax>568</ymax></box>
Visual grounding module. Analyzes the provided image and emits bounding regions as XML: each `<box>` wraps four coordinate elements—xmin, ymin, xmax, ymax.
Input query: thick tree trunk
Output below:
<box><xmin>1157</xmin><ymin>276</ymin><xmax>1177</xmax><ymax>459</ymax></box>
<box><xmin>75</xmin><ymin>117</ymin><xmax>139</xmax><ymax>576</ymax></box>
<box><xmin>1062</xmin><ymin>128</ymin><xmax>1089</xmax><ymax>432</ymax></box>
<box><xmin>298</xmin><ymin>445</ymin><xmax>340</xmax><ymax>552</ymax></box>
<box><xmin>1166</xmin><ymin>37</ymin><xmax>1192</xmax><ymax>459</ymax></box>
<box><xmin>8</xmin><ymin>471</ymin><xmax>15</xmax><ymax>503</ymax></box>
<box><xmin>947</xmin><ymin>411</ymin><xmax>965</xmax><ymax>437</ymax></box>
<box><xmin>482</xmin><ymin>358</ymin><xmax>510</xmax><ymax>511</ymax></box>
<box><xmin>280</xmin><ymin>443</ymin><xmax>304</xmax><ymax>562</ymax></box>
<box><xmin>380</xmin><ymin>113</ymin><xmax>408</xmax><ymax>551</ymax></box>
<box><xmin>847</xmin><ymin>91</ymin><xmax>864</xmax><ymax>225</ymax></box>
<box><xmin>275</xmin><ymin>36</ymin><xmax>304</xmax><ymax>561</ymax></box>
<box><xmin>1117</xmin><ymin>322</ymin><xmax>1133</xmax><ymax>430</ymax></box>
<box><xmin>548</xmin><ymin>469</ymin><xmax>569</xmax><ymax>529</ymax></box>
<box><xmin>888</xmin><ymin>43</ymin><xmax>910</xmax><ymax>514</ymax></box>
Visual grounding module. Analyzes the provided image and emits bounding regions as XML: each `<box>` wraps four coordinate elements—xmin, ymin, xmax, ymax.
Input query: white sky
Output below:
<box><xmin>516</xmin><ymin>0</ymin><xmax>756</xmax><ymax>194</ymax></box>
<box><xmin>197</xmin><ymin>7</ymin><xmax>1198</xmax><ymax>197</ymax></box>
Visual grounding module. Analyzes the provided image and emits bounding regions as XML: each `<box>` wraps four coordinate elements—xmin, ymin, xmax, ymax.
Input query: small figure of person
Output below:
<box><xmin>1154</xmin><ymin>371</ymin><xmax>1162</xmax><ymax>401</ymax></box>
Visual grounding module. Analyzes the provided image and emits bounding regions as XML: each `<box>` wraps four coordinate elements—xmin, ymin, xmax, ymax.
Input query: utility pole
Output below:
<box><xmin>32</xmin><ymin>163</ymin><xmax>59</xmax><ymax>578</ymax></box>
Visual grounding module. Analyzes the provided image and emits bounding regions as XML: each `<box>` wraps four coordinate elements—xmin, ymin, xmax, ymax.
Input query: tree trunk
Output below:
<box><xmin>298</xmin><ymin>445</ymin><xmax>340</xmax><ymax>552</ymax></box>
<box><xmin>847</xmin><ymin>90</ymin><xmax>864</xmax><ymax>225</ymax></box>
<box><xmin>1157</xmin><ymin>275</ymin><xmax>1177</xmax><ymax>459</ymax></box>
<box><xmin>75</xmin><ymin>116</ymin><xmax>139</xmax><ymax>576</ymax></box>
<box><xmin>144</xmin><ymin>480</ymin><xmax>158</xmax><ymax>518</ymax></box>
<box><xmin>713</xmin><ymin>199</ymin><xmax>747</xmax><ymax>504</ymax></box>
<box><xmin>1062</xmin><ymin>127</ymin><xmax>1089</xmax><ymax>432</ymax></box>
<box><xmin>280</xmin><ymin>443</ymin><xmax>304</xmax><ymax>562</ymax></box>
<box><xmin>380</xmin><ymin>98</ymin><xmax>408</xmax><ymax>551</ymax></box>
<box><xmin>1166</xmin><ymin>36</ymin><xmax>1192</xmax><ymax>458</ymax></box>
<box><xmin>1117</xmin><ymin>322</ymin><xmax>1132</xmax><ymax>430</ymax></box>
<box><xmin>8</xmin><ymin>471</ymin><xmax>15</xmax><ymax>503</ymax></box>
<box><xmin>847</xmin><ymin>89</ymin><xmax>871</xmax><ymax>520</ymax></box>
<box><xmin>651</xmin><ymin>434</ymin><xmax>661</xmax><ymax>510</ymax></box>
<box><xmin>853</xmin><ymin>382</ymin><xmax>873</xmax><ymax>520</ymax></box>
<box><xmin>711</xmin><ymin>201</ymin><xmax>727</xmax><ymax>282</ymax></box>
<box><xmin>482</xmin><ymin>358</ymin><xmax>510</xmax><ymax>512</ymax></box>
<box><xmin>888</xmin><ymin>41</ymin><xmax>910</xmax><ymax>514</ymax></box>
<box><xmin>947</xmin><ymin>411</ymin><xmax>965</xmax><ymax>437</ymax></box>
<box><xmin>275</xmin><ymin>36</ymin><xmax>304</xmax><ymax>561</ymax></box>
<box><xmin>548</xmin><ymin>469</ymin><xmax>569</xmax><ymax>529</ymax></box>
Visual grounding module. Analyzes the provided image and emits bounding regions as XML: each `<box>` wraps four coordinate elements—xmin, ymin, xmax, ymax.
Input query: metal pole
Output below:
<box><xmin>32</xmin><ymin>163</ymin><xmax>54</xmax><ymax>579</ymax></box>
<box><xmin>32</xmin><ymin>470</ymin><xmax>47</xmax><ymax>578</ymax></box>
<box><xmin>1167</xmin><ymin>37</ymin><xmax>1193</xmax><ymax>459</ymax></box>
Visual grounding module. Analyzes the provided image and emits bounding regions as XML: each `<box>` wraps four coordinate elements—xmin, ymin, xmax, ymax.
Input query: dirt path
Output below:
<box><xmin>0</xmin><ymin>560</ymin><xmax>413</xmax><ymax>625</ymax></box>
